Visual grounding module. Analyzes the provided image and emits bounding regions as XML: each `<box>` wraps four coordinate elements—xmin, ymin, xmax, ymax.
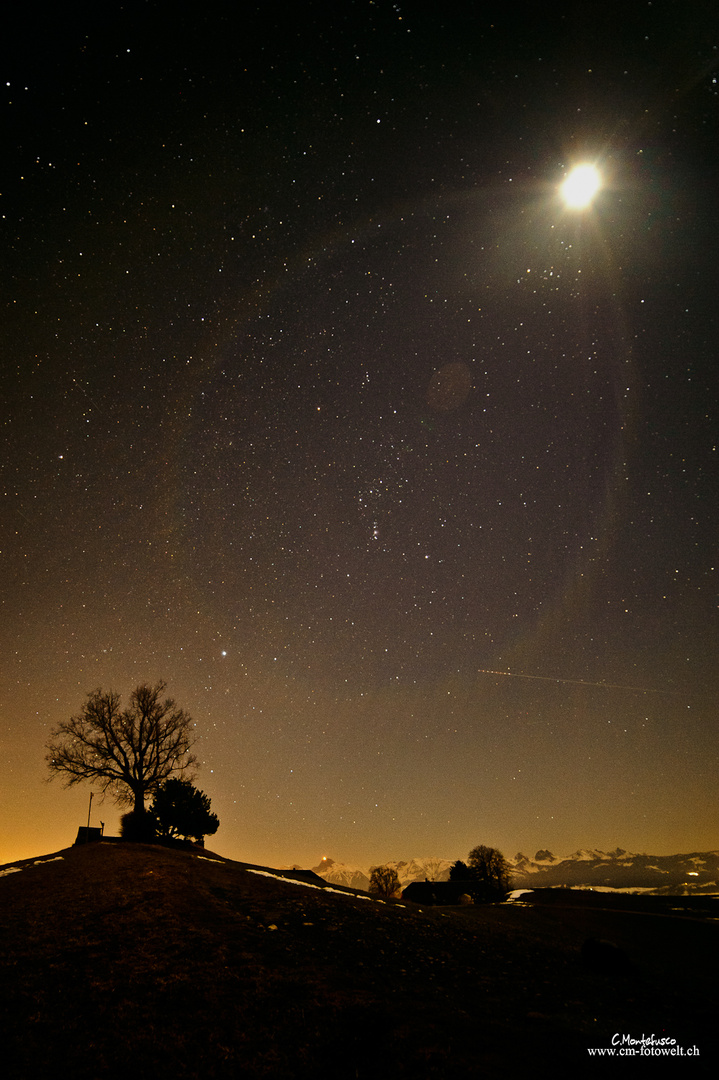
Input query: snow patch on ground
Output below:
<box><xmin>570</xmin><ymin>885</ymin><xmax>657</xmax><ymax>894</ymax></box>
<box><xmin>1</xmin><ymin>855</ymin><xmax>64</xmax><ymax>878</ymax></box>
<box><xmin>245</xmin><ymin>867</ymin><xmax>374</xmax><ymax>898</ymax></box>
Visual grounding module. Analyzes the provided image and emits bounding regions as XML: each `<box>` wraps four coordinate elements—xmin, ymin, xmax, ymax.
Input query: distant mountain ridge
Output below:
<box><xmin>310</xmin><ymin>849</ymin><xmax>719</xmax><ymax>895</ymax></box>
<box><xmin>310</xmin><ymin>857</ymin><xmax>454</xmax><ymax>893</ymax></box>
<box><xmin>511</xmin><ymin>847</ymin><xmax>719</xmax><ymax>893</ymax></box>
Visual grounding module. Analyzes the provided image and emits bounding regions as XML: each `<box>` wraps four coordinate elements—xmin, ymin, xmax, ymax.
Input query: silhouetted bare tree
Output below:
<box><xmin>369</xmin><ymin>865</ymin><xmax>401</xmax><ymax>899</ymax></box>
<box><xmin>46</xmin><ymin>681</ymin><xmax>198</xmax><ymax>815</ymax></box>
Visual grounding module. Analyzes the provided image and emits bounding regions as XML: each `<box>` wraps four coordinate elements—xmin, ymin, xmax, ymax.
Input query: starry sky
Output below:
<box><xmin>2</xmin><ymin>2</ymin><xmax>718</xmax><ymax>869</ymax></box>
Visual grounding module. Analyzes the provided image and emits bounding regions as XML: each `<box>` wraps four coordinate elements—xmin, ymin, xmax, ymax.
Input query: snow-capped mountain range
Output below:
<box><xmin>510</xmin><ymin>847</ymin><xmax>719</xmax><ymax>893</ymax></box>
<box><xmin>309</xmin><ymin>849</ymin><xmax>719</xmax><ymax>895</ymax></box>
<box><xmin>310</xmin><ymin>857</ymin><xmax>455</xmax><ymax>893</ymax></box>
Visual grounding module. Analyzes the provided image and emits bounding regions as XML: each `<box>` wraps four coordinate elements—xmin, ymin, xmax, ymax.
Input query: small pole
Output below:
<box><xmin>87</xmin><ymin>791</ymin><xmax>93</xmax><ymax>830</ymax></box>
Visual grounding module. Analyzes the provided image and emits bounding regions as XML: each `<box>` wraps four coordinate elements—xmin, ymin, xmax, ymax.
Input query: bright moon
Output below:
<box><xmin>560</xmin><ymin>164</ymin><xmax>601</xmax><ymax>209</ymax></box>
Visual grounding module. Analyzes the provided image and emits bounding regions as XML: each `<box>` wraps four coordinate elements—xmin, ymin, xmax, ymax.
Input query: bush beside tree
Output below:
<box><xmin>120</xmin><ymin>809</ymin><xmax>157</xmax><ymax>842</ymax></box>
<box><xmin>150</xmin><ymin>778</ymin><xmax>219</xmax><ymax>844</ymax></box>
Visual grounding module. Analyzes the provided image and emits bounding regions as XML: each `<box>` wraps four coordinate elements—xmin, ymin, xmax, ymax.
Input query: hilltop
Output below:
<box><xmin>1</xmin><ymin>843</ymin><xmax>716</xmax><ymax>1077</ymax></box>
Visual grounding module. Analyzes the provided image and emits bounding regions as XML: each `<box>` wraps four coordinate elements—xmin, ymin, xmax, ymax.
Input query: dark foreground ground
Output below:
<box><xmin>0</xmin><ymin>843</ymin><xmax>716</xmax><ymax>1078</ymax></box>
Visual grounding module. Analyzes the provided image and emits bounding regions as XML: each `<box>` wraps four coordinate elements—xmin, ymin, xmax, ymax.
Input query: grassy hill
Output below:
<box><xmin>1</xmin><ymin>842</ymin><xmax>716</xmax><ymax>1077</ymax></box>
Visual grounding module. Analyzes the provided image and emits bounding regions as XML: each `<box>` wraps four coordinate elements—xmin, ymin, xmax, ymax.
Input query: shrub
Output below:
<box><xmin>120</xmin><ymin>809</ymin><xmax>157</xmax><ymax>842</ymax></box>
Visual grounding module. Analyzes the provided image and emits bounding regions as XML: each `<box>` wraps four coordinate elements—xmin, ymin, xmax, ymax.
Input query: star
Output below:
<box><xmin>560</xmin><ymin>164</ymin><xmax>602</xmax><ymax>209</ymax></box>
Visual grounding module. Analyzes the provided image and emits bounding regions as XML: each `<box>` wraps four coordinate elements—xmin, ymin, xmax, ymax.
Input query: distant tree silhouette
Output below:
<box><xmin>449</xmin><ymin>859</ymin><xmax>470</xmax><ymax>881</ymax></box>
<box><xmin>467</xmin><ymin>845</ymin><xmax>512</xmax><ymax>897</ymax></box>
<box><xmin>151</xmin><ymin>778</ymin><xmax>219</xmax><ymax>843</ymax></box>
<box><xmin>46</xmin><ymin>681</ymin><xmax>198</xmax><ymax>816</ymax></box>
<box><xmin>369</xmin><ymin>865</ymin><xmax>401</xmax><ymax>899</ymax></box>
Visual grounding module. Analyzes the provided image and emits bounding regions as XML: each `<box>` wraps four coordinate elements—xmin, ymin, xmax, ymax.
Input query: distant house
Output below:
<box><xmin>74</xmin><ymin>826</ymin><xmax>103</xmax><ymax>845</ymax></box>
<box><xmin>274</xmin><ymin>869</ymin><xmax>329</xmax><ymax>887</ymax></box>
<box><xmin>401</xmin><ymin>881</ymin><xmax>475</xmax><ymax>906</ymax></box>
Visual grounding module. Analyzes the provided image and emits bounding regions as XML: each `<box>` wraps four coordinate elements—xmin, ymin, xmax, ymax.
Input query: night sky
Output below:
<box><xmin>2</xmin><ymin>2</ymin><xmax>718</xmax><ymax>869</ymax></box>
